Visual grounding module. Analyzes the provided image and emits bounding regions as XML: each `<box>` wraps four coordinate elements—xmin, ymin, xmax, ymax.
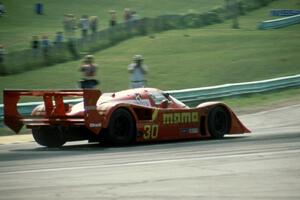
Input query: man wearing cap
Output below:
<box><xmin>128</xmin><ymin>55</ymin><xmax>148</xmax><ymax>88</ymax></box>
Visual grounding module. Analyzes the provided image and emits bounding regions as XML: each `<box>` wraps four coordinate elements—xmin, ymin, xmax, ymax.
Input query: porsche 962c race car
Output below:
<box><xmin>4</xmin><ymin>88</ymin><xmax>250</xmax><ymax>147</ymax></box>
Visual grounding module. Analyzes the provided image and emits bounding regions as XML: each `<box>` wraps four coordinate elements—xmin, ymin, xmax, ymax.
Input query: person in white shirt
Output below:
<box><xmin>128</xmin><ymin>55</ymin><xmax>148</xmax><ymax>88</ymax></box>
<box><xmin>79</xmin><ymin>15</ymin><xmax>89</xmax><ymax>38</ymax></box>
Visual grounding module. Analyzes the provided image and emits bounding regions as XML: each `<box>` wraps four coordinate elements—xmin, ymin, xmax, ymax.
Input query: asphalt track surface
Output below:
<box><xmin>0</xmin><ymin>105</ymin><xmax>299</xmax><ymax>200</ymax></box>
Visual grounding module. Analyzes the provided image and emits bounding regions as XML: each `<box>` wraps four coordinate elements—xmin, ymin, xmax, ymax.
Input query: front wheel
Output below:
<box><xmin>32</xmin><ymin>126</ymin><xmax>66</xmax><ymax>147</ymax></box>
<box><xmin>207</xmin><ymin>106</ymin><xmax>231</xmax><ymax>139</ymax></box>
<box><xmin>106</xmin><ymin>108</ymin><xmax>135</xmax><ymax>145</ymax></box>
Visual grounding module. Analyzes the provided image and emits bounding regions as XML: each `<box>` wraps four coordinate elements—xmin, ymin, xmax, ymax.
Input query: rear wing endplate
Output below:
<box><xmin>3</xmin><ymin>89</ymin><xmax>102</xmax><ymax>134</ymax></box>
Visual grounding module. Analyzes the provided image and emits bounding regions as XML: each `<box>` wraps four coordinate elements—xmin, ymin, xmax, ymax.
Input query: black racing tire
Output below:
<box><xmin>32</xmin><ymin>126</ymin><xmax>66</xmax><ymax>147</ymax></box>
<box><xmin>208</xmin><ymin>106</ymin><xmax>231</xmax><ymax>139</ymax></box>
<box><xmin>106</xmin><ymin>108</ymin><xmax>135</xmax><ymax>146</ymax></box>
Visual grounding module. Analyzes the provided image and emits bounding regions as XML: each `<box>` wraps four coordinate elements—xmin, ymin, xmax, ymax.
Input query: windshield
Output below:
<box><xmin>149</xmin><ymin>91</ymin><xmax>188</xmax><ymax>108</ymax></box>
<box><xmin>150</xmin><ymin>92</ymin><xmax>168</xmax><ymax>104</ymax></box>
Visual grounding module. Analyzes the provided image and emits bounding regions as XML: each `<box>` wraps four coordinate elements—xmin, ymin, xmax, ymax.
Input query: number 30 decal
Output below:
<box><xmin>143</xmin><ymin>125</ymin><xmax>159</xmax><ymax>140</ymax></box>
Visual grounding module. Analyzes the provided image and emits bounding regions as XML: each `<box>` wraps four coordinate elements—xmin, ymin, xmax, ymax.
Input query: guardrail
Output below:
<box><xmin>1</xmin><ymin>74</ymin><xmax>300</xmax><ymax>127</ymax></box>
<box><xmin>270</xmin><ymin>9</ymin><xmax>300</xmax><ymax>17</ymax></box>
<box><xmin>168</xmin><ymin>74</ymin><xmax>300</xmax><ymax>103</ymax></box>
<box><xmin>258</xmin><ymin>14</ymin><xmax>300</xmax><ymax>30</ymax></box>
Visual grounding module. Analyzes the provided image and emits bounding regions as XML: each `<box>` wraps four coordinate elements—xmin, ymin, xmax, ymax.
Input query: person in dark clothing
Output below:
<box><xmin>109</xmin><ymin>10</ymin><xmax>117</xmax><ymax>27</ymax></box>
<box><xmin>0</xmin><ymin>44</ymin><xmax>6</xmax><ymax>75</ymax></box>
<box><xmin>0</xmin><ymin>2</ymin><xmax>6</xmax><ymax>17</ymax></box>
<box><xmin>31</xmin><ymin>35</ymin><xmax>40</xmax><ymax>57</ymax></box>
<box><xmin>79</xmin><ymin>55</ymin><xmax>99</xmax><ymax>89</ymax></box>
<box><xmin>0</xmin><ymin>44</ymin><xmax>4</xmax><ymax>64</ymax></box>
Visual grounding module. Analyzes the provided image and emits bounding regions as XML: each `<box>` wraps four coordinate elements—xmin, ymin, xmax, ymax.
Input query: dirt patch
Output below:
<box><xmin>0</xmin><ymin>134</ymin><xmax>33</xmax><ymax>145</ymax></box>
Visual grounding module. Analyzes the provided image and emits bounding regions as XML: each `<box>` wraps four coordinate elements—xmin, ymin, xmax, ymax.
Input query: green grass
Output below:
<box><xmin>1</xmin><ymin>0</ymin><xmax>300</xmax><ymax>103</ymax></box>
<box><xmin>0</xmin><ymin>0</ymin><xmax>223</xmax><ymax>51</ymax></box>
<box><xmin>222</xmin><ymin>87</ymin><xmax>300</xmax><ymax>113</ymax></box>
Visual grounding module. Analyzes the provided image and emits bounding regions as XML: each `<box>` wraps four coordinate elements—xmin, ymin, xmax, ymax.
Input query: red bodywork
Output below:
<box><xmin>4</xmin><ymin>88</ymin><xmax>250</xmax><ymax>144</ymax></box>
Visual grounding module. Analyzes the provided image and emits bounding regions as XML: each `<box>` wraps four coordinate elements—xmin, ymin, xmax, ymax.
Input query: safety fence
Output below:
<box><xmin>258</xmin><ymin>13</ymin><xmax>300</xmax><ymax>29</ymax></box>
<box><xmin>1</xmin><ymin>73</ymin><xmax>300</xmax><ymax>127</ymax></box>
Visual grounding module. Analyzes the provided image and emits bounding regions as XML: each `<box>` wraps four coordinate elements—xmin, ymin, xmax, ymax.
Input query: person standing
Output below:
<box><xmin>124</xmin><ymin>8</ymin><xmax>132</xmax><ymax>30</ymax></box>
<box><xmin>31</xmin><ymin>35</ymin><xmax>40</xmax><ymax>57</ymax></box>
<box><xmin>0</xmin><ymin>44</ymin><xmax>6</xmax><ymax>75</ymax></box>
<box><xmin>0</xmin><ymin>44</ymin><xmax>4</xmax><ymax>63</ymax></box>
<box><xmin>54</xmin><ymin>31</ymin><xmax>63</xmax><ymax>48</ymax></box>
<box><xmin>35</xmin><ymin>3</ymin><xmax>43</xmax><ymax>15</ymax></box>
<box><xmin>41</xmin><ymin>35</ymin><xmax>50</xmax><ymax>58</ymax></box>
<box><xmin>109</xmin><ymin>10</ymin><xmax>117</xmax><ymax>27</ymax></box>
<box><xmin>63</xmin><ymin>14</ymin><xmax>76</xmax><ymax>40</ymax></box>
<box><xmin>0</xmin><ymin>2</ymin><xmax>6</xmax><ymax>17</ymax></box>
<box><xmin>89</xmin><ymin>16</ymin><xmax>99</xmax><ymax>34</ymax></box>
<box><xmin>79</xmin><ymin>15</ymin><xmax>89</xmax><ymax>38</ymax></box>
<box><xmin>128</xmin><ymin>55</ymin><xmax>148</xmax><ymax>88</ymax></box>
<box><xmin>79</xmin><ymin>55</ymin><xmax>99</xmax><ymax>89</ymax></box>
<box><xmin>63</xmin><ymin>14</ymin><xmax>79</xmax><ymax>59</ymax></box>
<box><xmin>123</xmin><ymin>8</ymin><xmax>131</xmax><ymax>22</ymax></box>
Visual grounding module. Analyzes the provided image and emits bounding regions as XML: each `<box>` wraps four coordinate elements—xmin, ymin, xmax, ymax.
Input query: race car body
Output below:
<box><xmin>4</xmin><ymin>88</ymin><xmax>250</xmax><ymax>147</ymax></box>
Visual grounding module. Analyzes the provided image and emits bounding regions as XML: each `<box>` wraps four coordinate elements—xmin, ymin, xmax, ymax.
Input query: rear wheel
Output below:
<box><xmin>208</xmin><ymin>106</ymin><xmax>231</xmax><ymax>139</ymax></box>
<box><xmin>32</xmin><ymin>126</ymin><xmax>66</xmax><ymax>147</ymax></box>
<box><xmin>106</xmin><ymin>108</ymin><xmax>135</xmax><ymax>145</ymax></box>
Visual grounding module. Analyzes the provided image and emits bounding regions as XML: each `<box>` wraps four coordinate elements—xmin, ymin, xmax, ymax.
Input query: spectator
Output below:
<box><xmin>123</xmin><ymin>8</ymin><xmax>131</xmax><ymax>22</ymax></box>
<box><xmin>0</xmin><ymin>2</ymin><xmax>5</xmax><ymax>17</ymax></box>
<box><xmin>31</xmin><ymin>35</ymin><xmax>40</xmax><ymax>56</ymax></box>
<box><xmin>35</xmin><ymin>3</ymin><xmax>43</xmax><ymax>15</ymax></box>
<box><xmin>79</xmin><ymin>15</ymin><xmax>89</xmax><ymax>38</ymax></box>
<box><xmin>131</xmin><ymin>11</ymin><xmax>139</xmax><ymax>21</ymax></box>
<box><xmin>0</xmin><ymin>44</ymin><xmax>5</xmax><ymax>64</ymax></box>
<box><xmin>128</xmin><ymin>55</ymin><xmax>148</xmax><ymax>88</ymax></box>
<box><xmin>63</xmin><ymin>14</ymin><xmax>78</xmax><ymax>58</ymax></box>
<box><xmin>63</xmin><ymin>14</ymin><xmax>76</xmax><ymax>40</ymax></box>
<box><xmin>124</xmin><ymin>8</ymin><xmax>133</xmax><ymax>30</ymax></box>
<box><xmin>54</xmin><ymin>31</ymin><xmax>63</xmax><ymax>48</ymax></box>
<box><xmin>89</xmin><ymin>16</ymin><xmax>99</xmax><ymax>34</ymax></box>
<box><xmin>109</xmin><ymin>10</ymin><xmax>117</xmax><ymax>27</ymax></box>
<box><xmin>79</xmin><ymin>55</ymin><xmax>99</xmax><ymax>89</ymax></box>
<box><xmin>41</xmin><ymin>35</ymin><xmax>50</xmax><ymax>58</ymax></box>
<box><xmin>0</xmin><ymin>44</ymin><xmax>6</xmax><ymax>74</ymax></box>
<box><xmin>131</xmin><ymin>11</ymin><xmax>139</xmax><ymax>29</ymax></box>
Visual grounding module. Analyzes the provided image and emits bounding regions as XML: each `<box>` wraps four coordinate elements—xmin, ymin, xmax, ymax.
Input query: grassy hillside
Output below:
<box><xmin>0</xmin><ymin>0</ymin><xmax>300</xmax><ymax>104</ymax></box>
<box><xmin>0</xmin><ymin>0</ymin><xmax>223</xmax><ymax>51</ymax></box>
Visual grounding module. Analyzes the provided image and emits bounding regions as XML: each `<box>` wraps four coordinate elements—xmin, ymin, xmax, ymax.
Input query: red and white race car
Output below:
<box><xmin>4</xmin><ymin>88</ymin><xmax>250</xmax><ymax>147</ymax></box>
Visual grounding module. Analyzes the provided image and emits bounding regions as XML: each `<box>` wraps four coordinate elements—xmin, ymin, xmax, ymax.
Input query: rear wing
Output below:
<box><xmin>3</xmin><ymin>89</ymin><xmax>102</xmax><ymax>134</ymax></box>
